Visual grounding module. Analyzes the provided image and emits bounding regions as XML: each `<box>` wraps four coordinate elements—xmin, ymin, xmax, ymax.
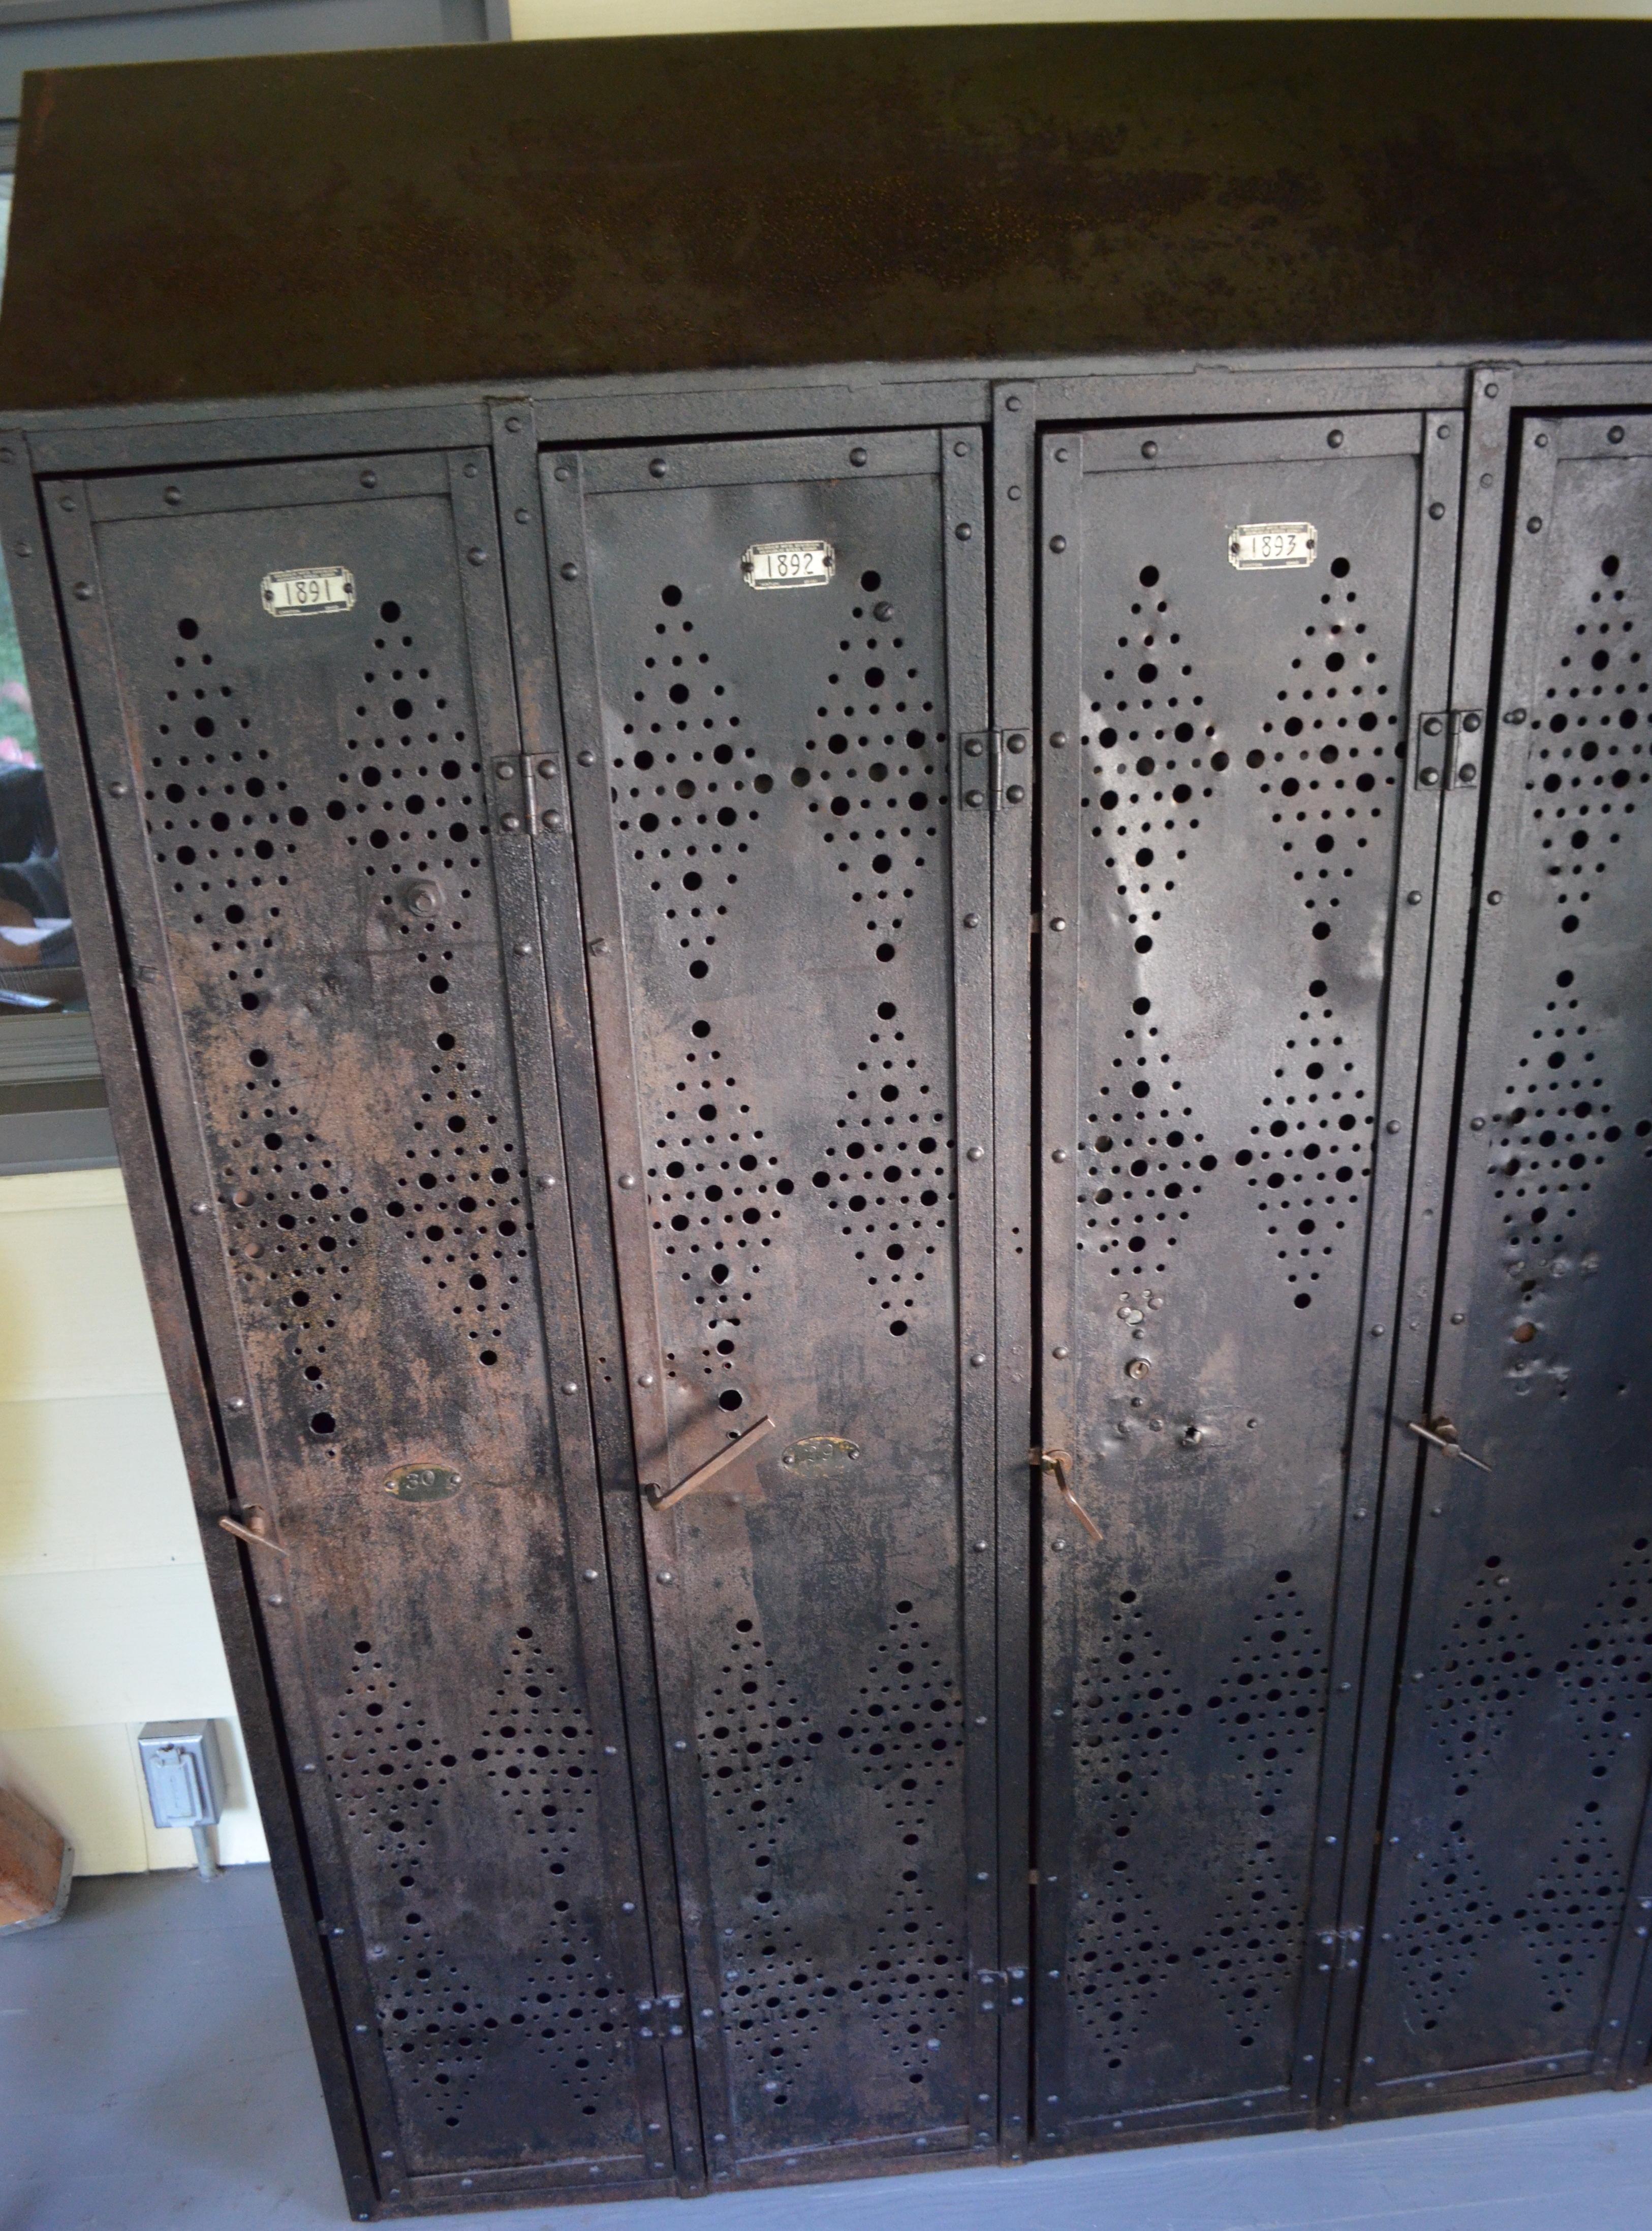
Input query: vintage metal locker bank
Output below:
<box><xmin>3</xmin><ymin>23</ymin><xmax>1651</xmax><ymax>2218</ymax></box>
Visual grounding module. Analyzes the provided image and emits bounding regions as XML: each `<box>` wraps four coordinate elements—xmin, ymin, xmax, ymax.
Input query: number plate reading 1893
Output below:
<box><xmin>261</xmin><ymin>565</ymin><xmax>356</xmax><ymax>616</ymax></box>
<box><xmin>1229</xmin><ymin>522</ymin><xmax>1317</xmax><ymax>571</ymax></box>
<box><xmin>741</xmin><ymin>539</ymin><xmax>834</xmax><ymax>590</ymax></box>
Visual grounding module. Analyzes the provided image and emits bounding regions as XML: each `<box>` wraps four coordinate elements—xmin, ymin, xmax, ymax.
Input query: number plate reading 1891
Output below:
<box><xmin>261</xmin><ymin>565</ymin><xmax>356</xmax><ymax>616</ymax></box>
<box><xmin>741</xmin><ymin>539</ymin><xmax>834</xmax><ymax>590</ymax></box>
<box><xmin>1229</xmin><ymin>522</ymin><xmax>1317</xmax><ymax>571</ymax></box>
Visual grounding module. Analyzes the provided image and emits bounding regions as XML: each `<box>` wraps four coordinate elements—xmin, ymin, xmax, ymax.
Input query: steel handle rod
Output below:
<box><xmin>645</xmin><ymin>1413</ymin><xmax>778</xmax><ymax>1510</ymax></box>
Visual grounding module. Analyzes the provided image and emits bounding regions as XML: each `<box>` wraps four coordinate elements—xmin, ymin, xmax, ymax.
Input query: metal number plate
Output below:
<box><xmin>384</xmin><ymin>1463</ymin><xmax>463</xmax><ymax>1502</ymax></box>
<box><xmin>261</xmin><ymin>564</ymin><xmax>356</xmax><ymax>615</ymax></box>
<box><xmin>741</xmin><ymin>538</ymin><xmax>834</xmax><ymax>589</ymax></box>
<box><xmin>1228</xmin><ymin>522</ymin><xmax>1317</xmax><ymax>570</ymax></box>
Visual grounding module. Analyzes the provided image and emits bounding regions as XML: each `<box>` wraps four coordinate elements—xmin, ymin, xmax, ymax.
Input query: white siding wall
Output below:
<box><xmin>0</xmin><ymin>1169</ymin><xmax>266</xmax><ymax>1871</ymax></box>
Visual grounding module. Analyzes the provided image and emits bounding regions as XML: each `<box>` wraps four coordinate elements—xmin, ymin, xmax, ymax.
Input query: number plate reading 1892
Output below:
<box><xmin>1229</xmin><ymin>523</ymin><xmax>1317</xmax><ymax>571</ymax></box>
<box><xmin>741</xmin><ymin>539</ymin><xmax>834</xmax><ymax>590</ymax></box>
<box><xmin>261</xmin><ymin>565</ymin><xmax>356</xmax><ymax>616</ymax></box>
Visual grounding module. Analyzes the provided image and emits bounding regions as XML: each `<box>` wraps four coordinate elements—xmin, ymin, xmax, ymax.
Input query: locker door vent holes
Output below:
<box><xmin>1077</xmin><ymin>741</ymin><xmax>1397</xmax><ymax>1304</ymax></box>
<box><xmin>707</xmin><ymin>1596</ymin><xmax>967</xmax><ymax>2120</ymax></box>
<box><xmin>1070</xmin><ymin>1572</ymin><xmax>1323</xmax><ymax>2066</ymax></box>
<box><xmin>139</xmin><ymin>599</ymin><xmax>532</xmax><ymax>1394</ymax></box>
<box><xmin>609</xmin><ymin>571</ymin><xmax>955</xmax><ymax>1376</ymax></box>
<box><xmin>328</xmin><ymin>1626</ymin><xmax>627</xmax><ymax>2147</ymax></box>
<box><xmin>1392</xmin><ymin>1533</ymin><xmax>1652</xmax><ymax>2036</ymax></box>
<box><xmin>1072</xmin><ymin>526</ymin><xmax>1402</xmax><ymax>1324</ymax></box>
<box><xmin>1493</xmin><ymin>546</ymin><xmax>1650</xmax><ymax>1301</ymax></box>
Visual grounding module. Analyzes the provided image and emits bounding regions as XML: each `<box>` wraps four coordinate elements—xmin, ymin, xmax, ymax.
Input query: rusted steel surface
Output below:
<box><xmin>546</xmin><ymin>427</ymin><xmax>1000</xmax><ymax>2180</ymax></box>
<box><xmin>2</xmin><ymin>22</ymin><xmax>1651</xmax><ymax>412</ymax></box>
<box><xmin>46</xmin><ymin>452</ymin><xmax>680</xmax><ymax>2204</ymax></box>
<box><xmin>1033</xmin><ymin>412</ymin><xmax>1454</xmax><ymax>2148</ymax></box>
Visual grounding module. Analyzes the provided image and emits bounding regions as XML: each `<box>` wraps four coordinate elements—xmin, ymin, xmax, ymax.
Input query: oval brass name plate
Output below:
<box><xmin>780</xmin><ymin>1435</ymin><xmax>861</xmax><ymax>1472</ymax></box>
<box><xmin>384</xmin><ymin>1464</ymin><xmax>462</xmax><ymax>1503</ymax></box>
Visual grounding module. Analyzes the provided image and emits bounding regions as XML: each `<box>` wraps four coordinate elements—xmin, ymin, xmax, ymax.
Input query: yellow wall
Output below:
<box><xmin>0</xmin><ymin>1169</ymin><xmax>266</xmax><ymax>1872</ymax></box>
<box><xmin>510</xmin><ymin>0</ymin><xmax>1652</xmax><ymax>33</ymax></box>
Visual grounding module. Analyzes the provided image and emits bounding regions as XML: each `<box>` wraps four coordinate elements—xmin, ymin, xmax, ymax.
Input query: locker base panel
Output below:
<box><xmin>1032</xmin><ymin>2090</ymin><xmax>1313</xmax><ymax>2158</ymax></box>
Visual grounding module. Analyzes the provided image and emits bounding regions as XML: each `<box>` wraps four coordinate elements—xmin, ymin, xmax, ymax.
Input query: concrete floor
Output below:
<box><xmin>7</xmin><ymin>1868</ymin><xmax>1652</xmax><ymax>2231</ymax></box>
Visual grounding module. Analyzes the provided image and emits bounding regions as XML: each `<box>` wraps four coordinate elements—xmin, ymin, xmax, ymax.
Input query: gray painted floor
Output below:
<box><xmin>6</xmin><ymin>1868</ymin><xmax>1652</xmax><ymax>2231</ymax></box>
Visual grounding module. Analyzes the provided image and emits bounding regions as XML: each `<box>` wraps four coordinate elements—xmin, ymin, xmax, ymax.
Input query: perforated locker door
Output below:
<box><xmin>544</xmin><ymin>429</ymin><xmax>999</xmax><ymax>2182</ymax></box>
<box><xmin>1034</xmin><ymin>414</ymin><xmax>1461</xmax><ymax>2149</ymax></box>
<box><xmin>1353</xmin><ymin>416</ymin><xmax>1652</xmax><ymax>2113</ymax></box>
<box><xmin>49</xmin><ymin>454</ymin><xmax>686</xmax><ymax>2209</ymax></box>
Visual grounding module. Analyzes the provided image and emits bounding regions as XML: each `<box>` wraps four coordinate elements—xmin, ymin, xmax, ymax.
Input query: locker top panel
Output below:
<box><xmin>3</xmin><ymin>21</ymin><xmax>1652</xmax><ymax>414</ymax></box>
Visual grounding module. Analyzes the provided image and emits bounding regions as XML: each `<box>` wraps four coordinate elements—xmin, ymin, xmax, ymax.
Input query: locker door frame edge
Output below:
<box><xmin>1299</xmin><ymin>402</ymin><xmax>1472</xmax><ymax>2124</ymax></box>
<box><xmin>989</xmin><ymin>376</ymin><xmax>1038</xmax><ymax>2163</ymax></box>
<box><xmin>1324</xmin><ymin>374</ymin><xmax>1506</xmax><ymax>2118</ymax></box>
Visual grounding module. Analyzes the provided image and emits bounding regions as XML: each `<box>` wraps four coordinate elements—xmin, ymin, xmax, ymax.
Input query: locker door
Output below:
<box><xmin>545</xmin><ymin>430</ymin><xmax>1000</xmax><ymax>2183</ymax></box>
<box><xmin>51</xmin><ymin>454</ymin><xmax>685</xmax><ymax>2208</ymax></box>
<box><xmin>1355</xmin><ymin>415</ymin><xmax>1652</xmax><ymax>2111</ymax></box>
<box><xmin>1034</xmin><ymin>413</ymin><xmax>1461</xmax><ymax>2148</ymax></box>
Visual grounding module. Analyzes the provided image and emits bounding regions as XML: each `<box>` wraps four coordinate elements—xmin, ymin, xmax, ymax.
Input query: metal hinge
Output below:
<box><xmin>975</xmin><ymin>1966</ymin><xmax>1028</xmax><ymax>2015</ymax></box>
<box><xmin>1316</xmin><ymin>1925</ymin><xmax>1364</xmax><ymax>1974</ymax></box>
<box><xmin>959</xmin><ymin>732</ymin><xmax>999</xmax><ymax>811</ymax></box>
<box><xmin>633</xmin><ymin>1991</ymin><xmax>685</xmax><ymax>2040</ymax></box>
<box><xmin>960</xmin><ymin>730</ymin><xmax>1031</xmax><ymax>812</ymax></box>
<box><xmin>1414</xmin><ymin>710</ymin><xmax>1485</xmax><ymax>792</ymax></box>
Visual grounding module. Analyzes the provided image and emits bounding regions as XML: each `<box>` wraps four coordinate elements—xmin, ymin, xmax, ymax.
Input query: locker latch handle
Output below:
<box><xmin>1030</xmin><ymin>1447</ymin><xmax>1103</xmax><ymax>1544</ymax></box>
<box><xmin>218</xmin><ymin>1504</ymin><xmax>291</xmax><ymax>1558</ymax></box>
<box><xmin>644</xmin><ymin>1414</ymin><xmax>777</xmax><ymax>1511</ymax></box>
<box><xmin>1406</xmin><ymin>1417</ymin><xmax>1490</xmax><ymax>1472</ymax></box>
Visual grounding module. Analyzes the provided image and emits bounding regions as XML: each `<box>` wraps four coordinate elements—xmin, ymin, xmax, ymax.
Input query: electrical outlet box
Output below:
<box><xmin>137</xmin><ymin>1721</ymin><xmax>225</xmax><ymax>1830</ymax></box>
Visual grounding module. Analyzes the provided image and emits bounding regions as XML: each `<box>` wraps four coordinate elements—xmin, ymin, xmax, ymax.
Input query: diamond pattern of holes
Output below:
<box><xmin>1393</xmin><ymin>1839</ymin><xmax>1499</xmax><ymax>2033</ymax></box>
<box><xmin>1537</xmin><ymin>540</ymin><xmax>1646</xmax><ymax>756</ymax></box>
<box><xmin>1083</xmin><ymin>551</ymin><xmax>1398</xmax><ymax>758</ymax></box>
<box><xmin>380</xmin><ymin>1952</ymin><xmax>629</xmax><ymax>2139</ymax></box>
<box><xmin>618</xmin><ymin>574</ymin><xmax>956</xmax><ymax>1355</ymax></box>
<box><xmin>1079</xmin><ymin>1092</ymin><xmax>1374</xmax><ymax>1306</ymax></box>
<box><xmin>1398</xmin><ymin>1537</ymin><xmax>1652</xmax><ymax>2029</ymax></box>
<box><xmin>1075</xmin><ymin>554</ymin><xmax>1390</xmax><ymax>1306</ymax></box>
<box><xmin>1072</xmin><ymin>1573</ymin><xmax>1321</xmax><ymax>2059</ymax></box>
<box><xmin>383</xmin><ymin>1016</ymin><xmax>528</xmax><ymax>1372</ymax></box>
<box><xmin>1070</xmin><ymin>1878</ymin><xmax>1175</xmax><ymax>2063</ymax></box>
<box><xmin>144</xmin><ymin>605</ymin><xmax>485</xmax><ymax>954</ymax></box>
<box><xmin>706</xmin><ymin>1598</ymin><xmax>964</xmax><ymax>2114</ymax></box>
<box><xmin>215</xmin><ymin>1019</ymin><xmax>529</xmax><ymax>1403</ymax></box>
<box><xmin>332</xmin><ymin>1631</ymin><xmax>620</xmax><ymax>2136</ymax></box>
<box><xmin>1487</xmin><ymin>542</ymin><xmax>1651</xmax><ymax>1288</ymax></box>
<box><xmin>614</xmin><ymin>574</ymin><xmax>942</xmax><ymax>954</ymax></box>
<box><xmin>143</xmin><ymin>603</ymin><xmax>524</xmax><ymax>1392</ymax></box>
